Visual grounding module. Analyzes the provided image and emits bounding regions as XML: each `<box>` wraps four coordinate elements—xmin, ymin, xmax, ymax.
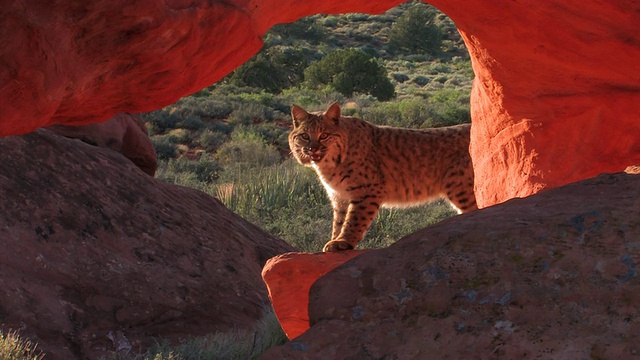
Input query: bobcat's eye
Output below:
<box><xmin>300</xmin><ymin>133</ymin><xmax>310</xmax><ymax>140</ymax></box>
<box><xmin>319</xmin><ymin>133</ymin><xmax>329</xmax><ymax>140</ymax></box>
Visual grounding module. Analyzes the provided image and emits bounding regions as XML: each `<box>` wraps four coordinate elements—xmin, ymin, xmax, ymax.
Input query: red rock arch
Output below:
<box><xmin>1</xmin><ymin>0</ymin><xmax>639</xmax><ymax>205</ymax></box>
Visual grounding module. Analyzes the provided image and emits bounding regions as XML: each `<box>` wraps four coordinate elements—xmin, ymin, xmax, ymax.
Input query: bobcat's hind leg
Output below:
<box><xmin>445</xmin><ymin>182</ymin><xmax>477</xmax><ymax>214</ymax></box>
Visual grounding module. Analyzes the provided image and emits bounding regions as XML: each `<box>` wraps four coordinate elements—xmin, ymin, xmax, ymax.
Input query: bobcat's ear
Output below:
<box><xmin>291</xmin><ymin>105</ymin><xmax>308</xmax><ymax>128</ymax></box>
<box><xmin>325</xmin><ymin>101</ymin><xmax>341</xmax><ymax>125</ymax></box>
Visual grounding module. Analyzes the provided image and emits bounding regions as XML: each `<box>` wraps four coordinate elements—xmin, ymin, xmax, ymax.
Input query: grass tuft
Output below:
<box><xmin>0</xmin><ymin>330</ymin><xmax>45</xmax><ymax>360</ymax></box>
<box><xmin>143</xmin><ymin>306</ymin><xmax>286</xmax><ymax>360</ymax></box>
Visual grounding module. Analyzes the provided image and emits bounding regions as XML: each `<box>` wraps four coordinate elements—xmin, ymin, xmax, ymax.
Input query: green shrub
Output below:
<box><xmin>428</xmin><ymin>62</ymin><xmax>452</xmax><ymax>75</ymax></box>
<box><xmin>424</xmin><ymin>89</ymin><xmax>471</xmax><ymax>126</ymax></box>
<box><xmin>392</xmin><ymin>73</ymin><xmax>409</xmax><ymax>83</ymax></box>
<box><xmin>363</xmin><ymin>99</ymin><xmax>433</xmax><ymax>128</ymax></box>
<box><xmin>304</xmin><ymin>49</ymin><xmax>395</xmax><ymax>101</ymax></box>
<box><xmin>199</xmin><ymin>99</ymin><xmax>233</xmax><ymax>119</ymax></box>
<box><xmin>228</xmin><ymin>53</ymin><xmax>283</xmax><ymax>94</ymax></box>
<box><xmin>215</xmin><ymin>137</ymin><xmax>281</xmax><ymax>169</ymax></box>
<box><xmin>362</xmin><ymin>102</ymin><xmax>403</xmax><ymax>126</ymax></box>
<box><xmin>435</xmin><ymin>75</ymin><xmax>448</xmax><ymax>84</ymax></box>
<box><xmin>227</xmin><ymin>102</ymin><xmax>272</xmax><ymax>127</ymax></box>
<box><xmin>167</xmin><ymin>128</ymin><xmax>191</xmax><ymax>144</ymax></box>
<box><xmin>167</xmin><ymin>156</ymin><xmax>221</xmax><ymax>182</ymax></box>
<box><xmin>178</xmin><ymin>115</ymin><xmax>205</xmax><ymax>130</ymax></box>
<box><xmin>413</xmin><ymin>75</ymin><xmax>430</xmax><ymax>86</ymax></box>
<box><xmin>143</xmin><ymin>111</ymin><xmax>181</xmax><ymax>135</ymax></box>
<box><xmin>397</xmin><ymin>100</ymin><xmax>434</xmax><ymax>127</ymax></box>
<box><xmin>345</xmin><ymin>13</ymin><xmax>371</xmax><ymax>22</ymax></box>
<box><xmin>152</xmin><ymin>136</ymin><xmax>178</xmax><ymax>160</ymax></box>
<box><xmin>388</xmin><ymin>3</ymin><xmax>443</xmax><ymax>56</ymax></box>
<box><xmin>279</xmin><ymin>87</ymin><xmax>345</xmax><ymax>109</ymax></box>
<box><xmin>207</xmin><ymin>121</ymin><xmax>233</xmax><ymax>135</ymax></box>
<box><xmin>438</xmin><ymin>106</ymin><xmax>471</xmax><ymax>126</ymax></box>
<box><xmin>322</xmin><ymin>16</ymin><xmax>339</xmax><ymax>27</ymax></box>
<box><xmin>198</xmin><ymin>130</ymin><xmax>227</xmax><ymax>153</ymax></box>
<box><xmin>268</xmin><ymin>17</ymin><xmax>325</xmax><ymax>44</ymax></box>
<box><xmin>156</xmin><ymin>162</ymin><xmax>211</xmax><ymax>192</ymax></box>
<box><xmin>228</xmin><ymin>47</ymin><xmax>307</xmax><ymax>94</ymax></box>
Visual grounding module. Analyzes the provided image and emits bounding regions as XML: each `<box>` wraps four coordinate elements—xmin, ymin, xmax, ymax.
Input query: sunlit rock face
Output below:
<box><xmin>436</xmin><ymin>0</ymin><xmax>640</xmax><ymax>206</ymax></box>
<box><xmin>1</xmin><ymin>0</ymin><xmax>639</xmax><ymax>203</ymax></box>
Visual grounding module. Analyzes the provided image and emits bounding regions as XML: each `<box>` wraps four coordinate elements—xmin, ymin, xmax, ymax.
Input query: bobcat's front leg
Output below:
<box><xmin>323</xmin><ymin>197</ymin><xmax>381</xmax><ymax>252</ymax></box>
<box><xmin>330</xmin><ymin>197</ymin><xmax>348</xmax><ymax>240</ymax></box>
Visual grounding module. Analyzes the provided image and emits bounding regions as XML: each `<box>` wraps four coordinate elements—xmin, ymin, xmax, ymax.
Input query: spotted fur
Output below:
<box><xmin>289</xmin><ymin>102</ymin><xmax>476</xmax><ymax>252</ymax></box>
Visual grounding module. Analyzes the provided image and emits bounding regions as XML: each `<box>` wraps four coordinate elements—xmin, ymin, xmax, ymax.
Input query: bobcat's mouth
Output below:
<box><xmin>309</xmin><ymin>153</ymin><xmax>324</xmax><ymax>162</ymax></box>
<box><xmin>303</xmin><ymin>150</ymin><xmax>325</xmax><ymax>162</ymax></box>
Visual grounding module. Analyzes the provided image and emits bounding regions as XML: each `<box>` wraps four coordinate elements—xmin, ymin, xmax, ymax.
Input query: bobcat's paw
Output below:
<box><xmin>323</xmin><ymin>240</ymin><xmax>354</xmax><ymax>252</ymax></box>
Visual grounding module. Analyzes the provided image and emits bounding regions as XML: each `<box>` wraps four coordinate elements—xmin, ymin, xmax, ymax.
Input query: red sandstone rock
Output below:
<box><xmin>2</xmin><ymin>1</ymin><xmax>639</xmax><ymax>206</ymax></box>
<box><xmin>0</xmin><ymin>130</ymin><xmax>294</xmax><ymax>359</ymax></box>
<box><xmin>46</xmin><ymin>113</ymin><xmax>157</xmax><ymax>176</ymax></box>
<box><xmin>261</xmin><ymin>172</ymin><xmax>640</xmax><ymax>359</ymax></box>
<box><xmin>0</xmin><ymin>0</ymin><xmax>405</xmax><ymax>137</ymax></box>
<box><xmin>262</xmin><ymin>251</ymin><xmax>365</xmax><ymax>339</ymax></box>
<box><xmin>441</xmin><ymin>0</ymin><xmax>640</xmax><ymax>206</ymax></box>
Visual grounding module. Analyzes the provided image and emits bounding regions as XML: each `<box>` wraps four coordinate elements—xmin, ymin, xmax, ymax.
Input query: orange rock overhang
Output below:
<box><xmin>2</xmin><ymin>0</ymin><xmax>639</xmax><ymax>206</ymax></box>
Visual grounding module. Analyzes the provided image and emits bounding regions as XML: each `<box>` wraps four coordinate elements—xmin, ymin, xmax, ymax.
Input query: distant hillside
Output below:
<box><xmin>221</xmin><ymin>1</ymin><xmax>472</xmax><ymax>99</ymax></box>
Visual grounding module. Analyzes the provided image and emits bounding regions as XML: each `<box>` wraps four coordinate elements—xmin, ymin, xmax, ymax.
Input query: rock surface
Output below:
<box><xmin>261</xmin><ymin>172</ymin><xmax>640</xmax><ymax>359</ymax></box>
<box><xmin>445</xmin><ymin>0</ymin><xmax>640</xmax><ymax>206</ymax></box>
<box><xmin>262</xmin><ymin>251</ymin><xmax>365</xmax><ymax>339</ymax></box>
<box><xmin>0</xmin><ymin>130</ymin><xmax>294</xmax><ymax>359</ymax></box>
<box><xmin>46</xmin><ymin>113</ymin><xmax>157</xmax><ymax>176</ymax></box>
<box><xmin>2</xmin><ymin>1</ymin><xmax>640</xmax><ymax>206</ymax></box>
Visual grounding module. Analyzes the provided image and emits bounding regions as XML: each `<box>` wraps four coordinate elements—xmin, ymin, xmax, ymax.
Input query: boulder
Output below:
<box><xmin>0</xmin><ymin>130</ymin><xmax>294</xmax><ymax>359</ymax></box>
<box><xmin>261</xmin><ymin>251</ymin><xmax>366</xmax><ymax>339</ymax></box>
<box><xmin>439</xmin><ymin>0</ymin><xmax>640</xmax><ymax>206</ymax></box>
<box><xmin>1</xmin><ymin>0</ymin><xmax>639</xmax><ymax>206</ymax></box>
<box><xmin>261</xmin><ymin>172</ymin><xmax>640</xmax><ymax>359</ymax></box>
<box><xmin>46</xmin><ymin>113</ymin><xmax>157</xmax><ymax>176</ymax></box>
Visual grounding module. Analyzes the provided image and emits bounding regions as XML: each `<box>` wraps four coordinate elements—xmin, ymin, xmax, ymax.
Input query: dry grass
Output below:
<box><xmin>0</xmin><ymin>331</ymin><xmax>44</xmax><ymax>360</ymax></box>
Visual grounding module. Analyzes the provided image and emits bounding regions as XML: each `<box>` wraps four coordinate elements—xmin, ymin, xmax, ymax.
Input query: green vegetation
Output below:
<box><xmin>228</xmin><ymin>47</ymin><xmax>307</xmax><ymax>93</ymax></box>
<box><xmin>304</xmin><ymin>49</ymin><xmax>395</xmax><ymax>100</ymax></box>
<box><xmin>139</xmin><ymin>0</ymin><xmax>472</xmax><ymax>357</ymax></box>
<box><xmin>143</xmin><ymin>0</ymin><xmax>473</xmax><ymax>253</ymax></box>
<box><xmin>0</xmin><ymin>330</ymin><xmax>44</xmax><ymax>360</ymax></box>
<box><xmin>143</xmin><ymin>307</ymin><xmax>286</xmax><ymax>360</ymax></box>
<box><xmin>388</xmin><ymin>3</ymin><xmax>443</xmax><ymax>56</ymax></box>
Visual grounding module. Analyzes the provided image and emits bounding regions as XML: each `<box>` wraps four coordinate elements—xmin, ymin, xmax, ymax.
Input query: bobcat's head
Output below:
<box><xmin>289</xmin><ymin>102</ymin><xmax>346</xmax><ymax>166</ymax></box>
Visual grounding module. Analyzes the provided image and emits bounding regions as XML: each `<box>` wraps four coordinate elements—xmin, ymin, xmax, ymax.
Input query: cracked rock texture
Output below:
<box><xmin>0</xmin><ymin>130</ymin><xmax>294</xmax><ymax>359</ymax></box>
<box><xmin>262</xmin><ymin>172</ymin><xmax>640</xmax><ymax>359</ymax></box>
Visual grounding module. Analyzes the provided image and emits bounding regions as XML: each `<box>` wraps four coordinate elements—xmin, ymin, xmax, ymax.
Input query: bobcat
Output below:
<box><xmin>289</xmin><ymin>102</ymin><xmax>477</xmax><ymax>252</ymax></box>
